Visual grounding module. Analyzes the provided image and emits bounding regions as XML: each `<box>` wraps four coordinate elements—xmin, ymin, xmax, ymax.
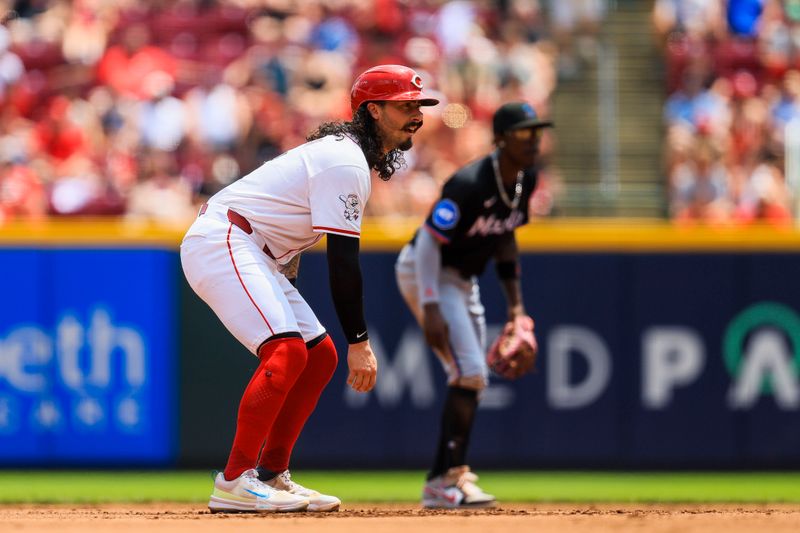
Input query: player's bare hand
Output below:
<box><xmin>346</xmin><ymin>340</ymin><xmax>378</xmax><ymax>393</ymax></box>
<box><xmin>422</xmin><ymin>303</ymin><xmax>451</xmax><ymax>358</ymax></box>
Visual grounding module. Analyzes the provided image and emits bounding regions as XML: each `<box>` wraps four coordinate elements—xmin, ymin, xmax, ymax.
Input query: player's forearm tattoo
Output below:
<box><xmin>280</xmin><ymin>254</ymin><xmax>301</xmax><ymax>280</ymax></box>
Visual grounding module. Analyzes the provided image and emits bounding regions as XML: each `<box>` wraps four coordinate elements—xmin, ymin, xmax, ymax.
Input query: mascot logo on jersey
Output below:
<box><xmin>339</xmin><ymin>194</ymin><xmax>361</xmax><ymax>221</ymax></box>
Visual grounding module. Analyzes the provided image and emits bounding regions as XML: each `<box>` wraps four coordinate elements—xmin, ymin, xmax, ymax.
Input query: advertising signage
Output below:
<box><xmin>0</xmin><ymin>249</ymin><xmax>177</xmax><ymax>466</ymax></box>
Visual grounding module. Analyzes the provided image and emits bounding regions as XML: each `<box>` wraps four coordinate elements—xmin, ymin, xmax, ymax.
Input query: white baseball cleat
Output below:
<box><xmin>422</xmin><ymin>466</ymin><xmax>496</xmax><ymax>509</ymax></box>
<box><xmin>208</xmin><ymin>468</ymin><xmax>309</xmax><ymax>513</ymax></box>
<box><xmin>264</xmin><ymin>470</ymin><xmax>341</xmax><ymax>512</ymax></box>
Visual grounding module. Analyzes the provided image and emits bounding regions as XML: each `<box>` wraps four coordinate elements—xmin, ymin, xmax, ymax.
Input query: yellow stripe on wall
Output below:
<box><xmin>0</xmin><ymin>218</ymin><xmax>188</xmax><ymax>248</ymax></box>
<box><xmin>513</xmin><ymin>219</ymin><xmax>800</xmax><ymax>252</ymax></box>
<box><xmin>2</xmin><ymin>217</ymin><xmax>800</xmax><ymax>252</ymax></box>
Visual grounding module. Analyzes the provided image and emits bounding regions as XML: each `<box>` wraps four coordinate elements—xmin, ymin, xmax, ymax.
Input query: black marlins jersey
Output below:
<box><xmin>414</xmin><ymin>154</ymin><xmax>538</xmax><ymax>279</ymax></box>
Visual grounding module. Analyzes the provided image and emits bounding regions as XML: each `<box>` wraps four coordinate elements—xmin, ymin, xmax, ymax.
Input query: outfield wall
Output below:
<box><xmin>1</xmin><ymin>220</ymin><xmax>799</xmax><ymax>468</ymax></box>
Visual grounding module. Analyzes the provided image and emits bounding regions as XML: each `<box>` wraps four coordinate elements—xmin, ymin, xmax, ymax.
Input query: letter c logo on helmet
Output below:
<box><xmin>350</xmin><ymin>64</ymin><xmax>440</xmax><ymax>115</ymax></box>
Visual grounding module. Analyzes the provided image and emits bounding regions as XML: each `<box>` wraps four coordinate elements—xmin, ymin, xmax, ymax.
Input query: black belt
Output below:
<box><xmin>200</xmin><ymin>203</ymin><xmax>275</xmax><ymax>259</ymax></box>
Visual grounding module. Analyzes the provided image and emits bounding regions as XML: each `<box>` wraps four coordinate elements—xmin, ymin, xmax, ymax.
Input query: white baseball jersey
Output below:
<box><xmin>210</xmin><ymin>134</ymin><xmax>371</xmax><ymax>264</ymax></box>
<box><xmin>180</xmin><ymin>134</ymin><xmax>371</xmax><ymax>354</ymax></box>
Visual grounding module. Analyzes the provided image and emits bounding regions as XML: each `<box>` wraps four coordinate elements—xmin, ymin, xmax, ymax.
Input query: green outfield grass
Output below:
<box><xmin>2</xmin><ymin>471</ymin><xmax>800</xmax><ymax>504</ymax></box>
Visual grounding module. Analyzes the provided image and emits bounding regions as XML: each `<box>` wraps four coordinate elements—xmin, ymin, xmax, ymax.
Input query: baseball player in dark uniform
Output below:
<box><xmin>395</xmin><ymin>102</ymin><xmax>552</xmax><ymax>508</ymax></box>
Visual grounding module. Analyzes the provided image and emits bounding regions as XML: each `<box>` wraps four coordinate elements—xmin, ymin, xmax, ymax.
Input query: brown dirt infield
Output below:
<box><xmin>3</xmin><ymin>503</ymin><xmax>800</xmax><ymax>532</ymax></box>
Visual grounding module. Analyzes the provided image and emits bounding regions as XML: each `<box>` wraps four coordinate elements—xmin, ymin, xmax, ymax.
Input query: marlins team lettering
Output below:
<box><xmin>466</xmin><ymin>211</ymin><xmax>524</xmax><ymax>237</ymax></box>
<box><xmin>338</xmin><ymin>194</ymin><xmax>360</xmax><ymax>221</ymax></box>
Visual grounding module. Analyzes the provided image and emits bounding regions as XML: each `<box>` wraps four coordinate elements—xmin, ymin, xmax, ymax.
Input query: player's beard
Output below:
<box><xmin>398</xmin><ymin>120</ymin><xmax>422</xmax><ymax>151</ymax></box>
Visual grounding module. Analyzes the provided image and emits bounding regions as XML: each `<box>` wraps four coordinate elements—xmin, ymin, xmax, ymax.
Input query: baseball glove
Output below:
<box><xmin>487</xmin><ymin>315</ymin><xmax>537</xmax><ymax>379</ymax></box>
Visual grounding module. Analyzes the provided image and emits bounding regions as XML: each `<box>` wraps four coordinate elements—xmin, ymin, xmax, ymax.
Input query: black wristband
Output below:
<box><xmin>495</xmin><ymin>260</ymin><xmax>519</xmax><ymax>280</ymax></box>
<box><xmin>348</xmin><ymin>329</ymin><xmax>369</xmax><ymax>344</ymax></box>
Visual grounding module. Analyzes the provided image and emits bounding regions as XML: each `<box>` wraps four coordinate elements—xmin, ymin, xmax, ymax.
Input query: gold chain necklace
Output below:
<box><xmin>491</xmin><ymin>150</ymin><xmax>523</xmax><ymax>210</ymax></box>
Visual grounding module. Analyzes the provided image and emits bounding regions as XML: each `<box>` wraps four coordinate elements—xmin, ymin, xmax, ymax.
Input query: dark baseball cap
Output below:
<box><xmin>492</xmin><ymin>102</ymin><xmax>553</xmax><ymax>135</ymax></box>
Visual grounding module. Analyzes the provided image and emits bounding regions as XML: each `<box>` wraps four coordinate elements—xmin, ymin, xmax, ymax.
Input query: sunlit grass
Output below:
<box><xmin>0</xmin><ymin>471</ymin><xmax>799</xmax><ymax>503</ymax></box>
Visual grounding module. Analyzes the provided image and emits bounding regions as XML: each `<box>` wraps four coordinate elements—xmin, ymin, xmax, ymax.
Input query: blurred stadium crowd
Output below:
<box><xmin>15</xmin><ymin>0</ymin><xmax>800</xmax><ymax>224</ymax></box>
<box><xmin>1</xmin><ymin>0</ymin><xmax>606</xmax><ymax>225</ymax></box>
<box><xmin>656</xmin><ymin>0</ymin><xmax>799</xmax><ymax>225</ymax></box>
<box><xmin>9</xmin><ymin>1</ymin><xmax>795</xmax><ymax>226</ymax></box>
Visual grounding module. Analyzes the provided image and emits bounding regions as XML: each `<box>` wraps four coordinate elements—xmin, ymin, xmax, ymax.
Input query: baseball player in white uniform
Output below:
<box><xmin>181</xmin><ymin>65</ymin><xmax>438</xmax><ymax>513</ymax></box>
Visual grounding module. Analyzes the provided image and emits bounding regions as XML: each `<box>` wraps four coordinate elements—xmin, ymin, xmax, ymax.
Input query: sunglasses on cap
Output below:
<box><xmin>506</xmin><ymin>128</ymin><xmax>545</xmax><ymax>141</ymax></box>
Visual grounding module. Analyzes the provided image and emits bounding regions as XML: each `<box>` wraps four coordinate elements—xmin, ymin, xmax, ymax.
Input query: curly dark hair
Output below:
<box><xmin>306</xmin><ymin>105</ymin><xmax>405</xmax><ymax>181</ymax></box>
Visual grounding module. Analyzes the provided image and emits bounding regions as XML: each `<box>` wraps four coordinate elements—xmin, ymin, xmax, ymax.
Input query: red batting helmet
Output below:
<box><xmin>350</xmin><ymin>64</ymin><xmax>439</xmax><ymax>115</ymax></box>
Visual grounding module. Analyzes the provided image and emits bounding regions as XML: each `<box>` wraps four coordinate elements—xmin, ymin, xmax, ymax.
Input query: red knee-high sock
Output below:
<box><xmin>223</xmin><ymin>337</ymin><xmax>308</xmax><ymax>481</ymax></box>
<box><xmin>258</xmin><ymin>335</ymin><xmax>338</xmax><ymax>473</ymax></box>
